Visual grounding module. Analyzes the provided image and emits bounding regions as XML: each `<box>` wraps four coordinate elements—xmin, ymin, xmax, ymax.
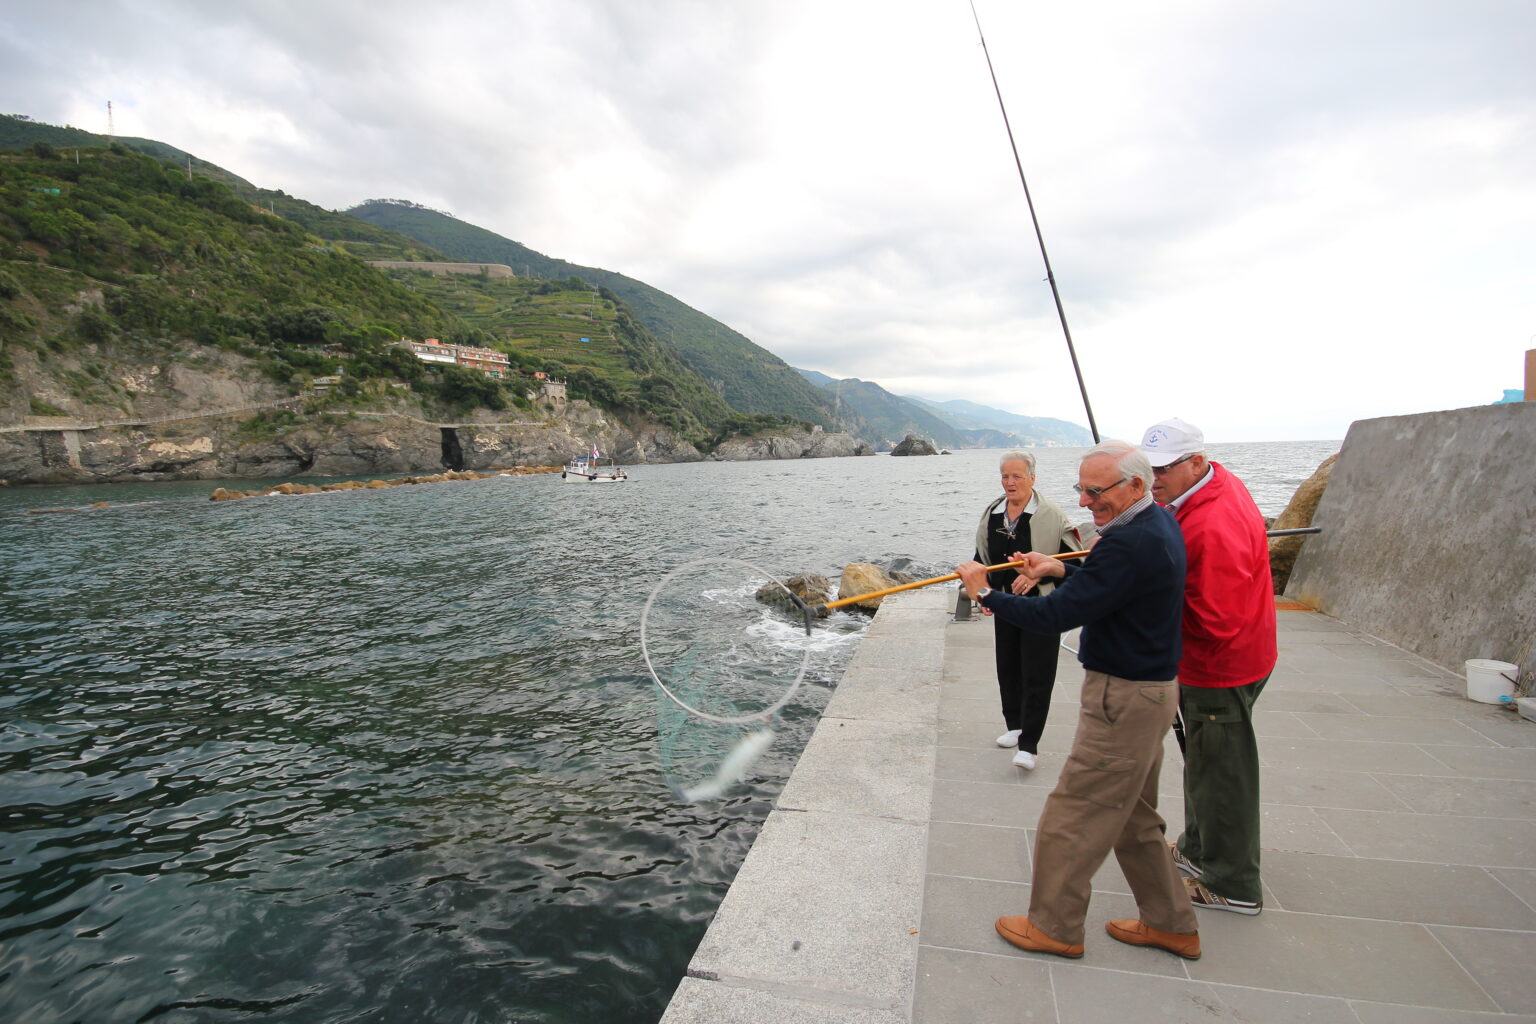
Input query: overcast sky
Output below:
<box><xmin>4</xmin><ymin>0</ymin><xmax>1533</xmax><ymax>441</ymax></box>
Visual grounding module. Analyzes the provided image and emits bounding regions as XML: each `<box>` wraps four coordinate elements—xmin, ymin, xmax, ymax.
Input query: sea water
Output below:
<box><xmin>0</xmin><ymin>441</ymin><xmax>1338</xmax><ymax>1023</ymax></box>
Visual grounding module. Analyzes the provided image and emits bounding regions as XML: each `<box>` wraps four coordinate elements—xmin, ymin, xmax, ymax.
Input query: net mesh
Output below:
<box><xmin>642</xmin><ymin>560</ymin><xmax>812</xmax><ymax>801</ymax></box>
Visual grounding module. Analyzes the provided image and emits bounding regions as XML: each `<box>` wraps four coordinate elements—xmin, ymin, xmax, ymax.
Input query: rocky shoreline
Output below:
<box><xmin>0</xmin><ymin>342</ymin><xmax>879</xmax><ymax>485</ymax></box>
<box><xmin>0</xmin><ymin>403</ymin><xmax>881</xmax><ymax>486</ymax></box>
<box><xmin>706</xmin><ymin>430</ymin><xmax>872</xmax><ymax>461</ymax></box>
<box><xmin>0</xmin><ymin>404</ymin><xmax>679</xmax><ymax>485</ymax></box>
<box><xmin>207</xmin><ymin>466</ymin><xmax>560</xmax><ymax>502</ymax></box>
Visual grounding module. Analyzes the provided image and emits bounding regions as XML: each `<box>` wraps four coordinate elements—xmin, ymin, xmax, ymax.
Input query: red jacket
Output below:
<box><xmin>1172</xmin><ymin>462</ymin><xmax>1277</xmax><ymax>687</ymax></box>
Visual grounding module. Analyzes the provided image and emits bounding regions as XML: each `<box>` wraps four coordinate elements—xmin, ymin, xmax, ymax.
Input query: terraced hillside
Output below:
<box><xmin>349</xmin><ymin>200</ymin><xmax>839</xmax><ymax>426</ymax></box>
<box><xmin>377</xmin><ymin>268</ymin><xmax>752</xmax><ymax>440</ymax></box>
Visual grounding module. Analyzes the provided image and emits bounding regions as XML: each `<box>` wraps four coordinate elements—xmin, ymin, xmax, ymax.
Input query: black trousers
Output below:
<box><xmin>992</xmin><ymin>616</ymin><xmax>1061</xmax><ymax>753</ymax></box>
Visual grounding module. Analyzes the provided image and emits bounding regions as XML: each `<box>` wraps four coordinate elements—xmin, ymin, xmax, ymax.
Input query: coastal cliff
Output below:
<box><xmin>0</xmin><ymin>339</ymin><xmax>719</xmax><ymax>484</ymax></box>
<box><xmin>0</xmin><ymin>402</ymin><xmax>706</xmax><ymax>485</ymax></box>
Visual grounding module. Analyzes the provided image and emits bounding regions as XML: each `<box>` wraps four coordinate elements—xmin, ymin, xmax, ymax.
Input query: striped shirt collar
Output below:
<box><xmin>1100</xmin><ymin>493</ymin><xmax>1155</xmax><ymax>534</ymax></box>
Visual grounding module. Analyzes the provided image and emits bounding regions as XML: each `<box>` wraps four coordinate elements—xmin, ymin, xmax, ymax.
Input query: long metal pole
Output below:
<box><xmin>968</xmin><ymin>1</ymin><xmax>1100</xmax><ymax>443</ymax></box>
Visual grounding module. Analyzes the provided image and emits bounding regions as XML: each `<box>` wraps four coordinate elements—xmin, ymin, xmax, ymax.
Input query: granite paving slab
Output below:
<box><xmin>1372</xmin><ymin>772</ymin><xmax>1536</xmax><ymax>819</ymax></box>
<box><xmin>1314</xmin><ymin>805</ymin><xmax>1536</xmax><ymax>867</ymax></box>
<box><xmin>1263</xmin><ymin>850</ymin><xmax>1536</xmax><ymax>928</ymax></box>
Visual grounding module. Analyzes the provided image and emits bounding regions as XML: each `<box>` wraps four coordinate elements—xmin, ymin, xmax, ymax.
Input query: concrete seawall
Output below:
<box><xmin>1288</xmin><ymin>402</ymin><xmax>1535</xmax><ymax>681</ymax></box>
<box><xmin>661</xmin><ymin>586</ymin><xmax>950</xmax><ymax>1022</ymax></box>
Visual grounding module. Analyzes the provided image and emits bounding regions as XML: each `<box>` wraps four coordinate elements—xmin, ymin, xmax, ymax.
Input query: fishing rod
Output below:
<box><xmin>968</xmin><ymin>0</ymin><xmax>1100</xmax><ymax>443</ymax></box>
<box><xmin>816</xmin><ymin>526</ymin><xmax>1318</xmax><ymax>614</ymax></box>
<box><xmin>818</xmin><ymin>550</ymin><xmax>1090</xmax><ymax>613</ymax></box>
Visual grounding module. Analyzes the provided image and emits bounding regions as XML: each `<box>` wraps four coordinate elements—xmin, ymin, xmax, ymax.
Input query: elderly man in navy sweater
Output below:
<box><xmin>957</xmin><ymin>440</ymin><xmax>1201</xmax><ymax>961</ymax></box>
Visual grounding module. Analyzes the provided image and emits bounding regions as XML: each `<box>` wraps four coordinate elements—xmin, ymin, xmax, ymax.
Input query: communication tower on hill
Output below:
<box><xmin>107</xmin><ymin>100</ymin><xmax>114</xmax><ymax>137</ymax></box>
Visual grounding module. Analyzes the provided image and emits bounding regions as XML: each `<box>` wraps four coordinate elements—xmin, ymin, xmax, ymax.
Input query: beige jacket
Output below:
<box><xmin>972</xmin><ymin>491</ymin><xmax>1094</xmax><ymax>596</ymax></box>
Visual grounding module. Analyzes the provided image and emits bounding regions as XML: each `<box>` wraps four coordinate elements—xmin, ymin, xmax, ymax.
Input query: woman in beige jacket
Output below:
<box><xmin>972</xmin><ymin>451</ymin><xmax>1092</xmax><ymax>769</ymax></box>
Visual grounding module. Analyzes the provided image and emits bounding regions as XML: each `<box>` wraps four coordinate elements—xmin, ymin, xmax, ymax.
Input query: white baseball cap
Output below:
<box><xmin>1139</xmin><ymin>417</ymin><xmax>1205</xmax><ymax>467</ymax></box>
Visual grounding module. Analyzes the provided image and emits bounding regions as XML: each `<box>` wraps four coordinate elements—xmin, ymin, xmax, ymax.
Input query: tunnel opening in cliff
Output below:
<box><xmin>440</xmin><ymin>428</ymin><xmax>464</xmax><ymax>471</ymax></box>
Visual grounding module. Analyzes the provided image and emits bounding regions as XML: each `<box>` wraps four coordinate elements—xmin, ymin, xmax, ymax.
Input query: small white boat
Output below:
<box><xmin>562</xmin><ymin>447</ymin><xmax>628</xmax><ymax>483</ymax></box>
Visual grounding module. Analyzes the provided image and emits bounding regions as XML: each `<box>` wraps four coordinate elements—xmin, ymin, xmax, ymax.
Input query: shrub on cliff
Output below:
<box><xmin>235</xmin><ymin>409</ymin><xmax>300</xmax><ymax>442</ymax></box>
<box><xmin>433</xmin><ymin>363</ymin><xmax>506</xmax><ymax>412</ymax></box>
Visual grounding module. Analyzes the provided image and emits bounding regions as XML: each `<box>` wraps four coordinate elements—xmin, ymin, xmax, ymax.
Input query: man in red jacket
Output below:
<box><xmin>1141</xmin><ymin>417</ymin><xmax>1277</xmax><ymax>916</ymax></box>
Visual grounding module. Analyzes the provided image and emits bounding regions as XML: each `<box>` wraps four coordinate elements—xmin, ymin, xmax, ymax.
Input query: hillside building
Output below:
<box><xmin>395</xmin><ymin>339</ymin><xmax>565</xmax><ymax>401</ymax></box>
<box><xmin>452</xmin><ymin>345</ymin><xmax>510</xmax><ymax>379</ymax></box>
<box><xmin>403</xmin><ymin>338</ymin><xmax>457</xmax><ymax>366</ymax></box>
<box><xmin>398</xmin><ymin>338</ymin><xmax>508</xmax><ymax>378</ymax></box>
<box><xmin>536</xmin><ymin>375</ymin><xmax>567</xmax><ymax>405</ymax></box>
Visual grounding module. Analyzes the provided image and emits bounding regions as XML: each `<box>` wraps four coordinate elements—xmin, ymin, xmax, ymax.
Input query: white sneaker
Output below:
<box><xmin>1011</xmin><ymin>750</ymin><xmax>1037</xmax><ymax>770</ymax></box>
<box><xmin>996</xmin><ymin>729</ymin><xmax>1022</xmax><ymax>748</ymax></box>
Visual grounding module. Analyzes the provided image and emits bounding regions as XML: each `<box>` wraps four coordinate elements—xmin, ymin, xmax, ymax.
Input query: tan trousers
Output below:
<box><xmin>1027</xmin><ymin>671</ymin><xmax>1198</xmax><ymax>944</ymax></box>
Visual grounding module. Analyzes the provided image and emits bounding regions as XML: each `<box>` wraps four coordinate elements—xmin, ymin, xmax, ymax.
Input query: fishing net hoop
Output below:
<box><xmin>639</xmin><ymin>557</ymin><xmax>813</xmax><ymax>727</ymax></box>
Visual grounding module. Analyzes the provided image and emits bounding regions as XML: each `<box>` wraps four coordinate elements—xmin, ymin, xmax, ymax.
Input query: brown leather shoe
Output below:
<box><xmin>1105</xmin><ymin>918</ymin><xmax>1201</xmax><ymax>959</ymax></box>
<box><xmin>995</xmin><ymin>916</ymin><xmax>1085</xmax><ymax>958</ymax></box>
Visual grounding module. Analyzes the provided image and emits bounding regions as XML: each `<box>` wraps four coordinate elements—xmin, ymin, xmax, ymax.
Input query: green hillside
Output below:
<box><xmin>0</xmin><ymin>118</ymin><xmax>453</xmax><ymax>265</ymax></box>
<box><xmin>0</xmin><ymin>142</ymin><xmax>526</xmax><ymax>415</ymax></box>
<box><xmin>347</xmin><ymin>200</ymin><xmax>839</xmax><ymax>425</ymax></box>
<box><xmin>235</xmin><ymin>190</ymin><xmax>445</xmax><ymax>260</ymax></box>
<box><xmin>0</xmin><ymin>132</ymin><xmax>789</xmax><ymax>443</ymax></box>
<box><xmin>0</xmin><ymin>148</ymin><xmax>454</xmax><ymax>339</ymax></box>
<box><xmin>0</xmin><ymin>116</ymin><xmax>834</xmax><ymax>447</ymax></box>
<box><xmin>0</xmin><ymin>114</ymin><xmax>252</xmax><ymax>186</ymax></box>
<box><xmin>1</xmin><ymin>123</ymin><xmax>836</xmax><ymax>431</ymax></box>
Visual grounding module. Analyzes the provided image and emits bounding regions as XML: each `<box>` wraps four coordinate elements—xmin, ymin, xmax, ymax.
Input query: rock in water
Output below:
<box><xmin>837</xmin><ymin>562</ymin><xmax>901</xmax><ymax>613</ymax></box>
<box><xmin>755</xmin><ymin>573</ymin><xmax>834</xmax><ymax>619</ymax></box>
<box><xmin>889</xmin><ymin>434</ymin><xmax>938</xmax><ymax>456</ymax></box>
<box><xmin>710</xmin><ymin>430</ymin><xmax>872</xmax><ymax>461</ymax></box>
<box><xmin>1269</xmin><ymin>453</ymin><xmax>1337</xmax><ymax>592</ymax></box>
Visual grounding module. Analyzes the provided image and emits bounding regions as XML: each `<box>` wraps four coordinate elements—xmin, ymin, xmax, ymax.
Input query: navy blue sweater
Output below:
<box><xmin>978</xmin><ymin>503</ymin><xmax>1187</xmax><ymax>681</ymax></box>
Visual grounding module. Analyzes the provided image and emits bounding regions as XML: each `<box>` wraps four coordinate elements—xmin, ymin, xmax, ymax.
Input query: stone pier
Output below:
<box><xmin>661</xmin><ymin>586</ymin><xmax>1536</xmax><ymax>1022</ymax></box>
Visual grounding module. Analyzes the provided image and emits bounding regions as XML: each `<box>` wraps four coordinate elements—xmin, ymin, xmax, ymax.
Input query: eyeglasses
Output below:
<box><xmin>1152</xmin><ymin>453</ymin><xmax>1195</xmax><ymax>475</ymax></box>
<box><xmin>1072</xmin><ymin>477</ymin><xmax>1130</xmax><ymax>499</ymax></box>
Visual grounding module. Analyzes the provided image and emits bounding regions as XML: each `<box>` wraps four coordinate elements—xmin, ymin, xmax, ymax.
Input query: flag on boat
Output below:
<box><xmin>592</xmin><ymin>444</ymin><xmax>600</xmax><ymax>459</ymax></box>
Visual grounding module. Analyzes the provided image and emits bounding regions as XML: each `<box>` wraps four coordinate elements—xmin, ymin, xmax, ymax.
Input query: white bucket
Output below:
<box><xmin>1465</xmin><ymin>659</ymin><xmax>1518</xmax><ymax>704</ymax></box>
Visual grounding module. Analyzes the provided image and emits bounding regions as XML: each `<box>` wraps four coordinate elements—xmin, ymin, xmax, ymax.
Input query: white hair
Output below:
<box><xmin>1083</xmin><ymin>439</ymin><xmax>1152</xmax><ymax>491</ymax></box>
<box><xmin>998</xmin><ymin>450</ymin><xmax>1036</xmax><ymax>473</ymax></box>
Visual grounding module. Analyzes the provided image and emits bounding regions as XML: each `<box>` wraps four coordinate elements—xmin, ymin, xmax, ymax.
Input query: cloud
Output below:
<box><xmin>2</xmin><ymin>0</ymin><xmax>1532</xmax><ymax>441</ymax></box>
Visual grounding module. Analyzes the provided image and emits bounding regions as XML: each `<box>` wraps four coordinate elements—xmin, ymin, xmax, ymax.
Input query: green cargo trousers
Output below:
<box><xmin>1175</xmin><ymin>674</ymin><xmax>1269</xmax><ymax>904</ymax></box>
